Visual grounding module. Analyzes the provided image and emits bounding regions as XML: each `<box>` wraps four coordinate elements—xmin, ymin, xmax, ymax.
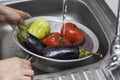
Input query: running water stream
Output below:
<box><xmin>62</xmin><ymin>0</ymin><xmax>67</xmax><ymax>23</ymax></box>
<box><xmin>62</xmin><ymin>0</ymin><xmax>68</xmax><ymax>35</ymax></box>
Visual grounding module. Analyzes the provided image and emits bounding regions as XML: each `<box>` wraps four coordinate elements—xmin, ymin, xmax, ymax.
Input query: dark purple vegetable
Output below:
<box><xmin>36</xmin><ymin>45</ymin><xmax>103</xmax><ymax>60</ymax></box>
<box><xmin>23</xmin><ymin>34</ymin><xmax>46</xmax><ymax>53</ymax></box>
<box><xmin>40</xmin><ymin>45</ymin><xmax>79</xmax><ymax>59</ymax></box>
<box><xmin>17</xmin><ymin>24</ymin><xmax>46</xmax><ymax>53</ymax></box>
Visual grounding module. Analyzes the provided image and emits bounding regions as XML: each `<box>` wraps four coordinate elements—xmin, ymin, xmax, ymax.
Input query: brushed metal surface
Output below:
<box><xmin>0</xmin><ymin>0</ymin><xmax>119</xmax><ymax>80</ymax></box>
<box><xmin>4</xmin><ymin>0</ymin><xmax>110</xmax><ymax>72</ymax></box>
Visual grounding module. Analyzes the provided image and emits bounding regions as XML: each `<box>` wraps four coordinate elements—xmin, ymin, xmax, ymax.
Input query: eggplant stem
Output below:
<box><xmin>17</xmin><ymin>24</ymin><xmax>24</xmax><ymax>31</ymax></box>
<box><xmin>79</xmin><ymin>47</ymin><xmax>103</xmax><ymax>58</ymax></box>
<box><xmin>88</xmin><ymin>52</ymin><xmax>103</xmax><ymax>58</ymax></box>
<box><xmin>17</xmin><ymin>23</ymin><xmax>30</xmax><ymax>44</ymax></box>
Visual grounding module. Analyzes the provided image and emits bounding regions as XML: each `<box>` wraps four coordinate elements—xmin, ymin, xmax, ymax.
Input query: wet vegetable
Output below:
<box><xmin>35</xmin><ymin>45</ymin><xmax>103</xmax><ymax>60</ymax></box>
<box><xmin>42</xmin><ymin>32</ymin><xmax>71</xmax><ymax>47</ymax></box>
<box><xmin>17</xmin><ymin>20</ymin><xmax>102</xmax><ymax>60</ymax></box>
<box><xmin>23</xmin><ymin>34</ymin><xmax>46</xmax><ymax>53</ymax></box>
<box><xmin>17</xmin><ymin>24</ymin><xmax>46</xmax><ymax>53</ymax></box>
<box><xmin>61</xmin><ymin>22</ymin><xmax>84</xmax><ymax>44</ymax></box>
<box><xmin>28</xmin><ymin>18</ymin><xmax>50</xmax><ymax>39</ymax></box>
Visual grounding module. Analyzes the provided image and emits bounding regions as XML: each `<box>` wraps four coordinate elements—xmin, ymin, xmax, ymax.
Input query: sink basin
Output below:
<box><xmin>0</xmin><ymin>0</ymin><xmax>116</xmax><ymax>73</ymax></box>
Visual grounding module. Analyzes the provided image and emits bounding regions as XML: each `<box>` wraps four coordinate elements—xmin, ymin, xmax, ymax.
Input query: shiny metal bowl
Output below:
<box><xmin>13</xmin><ymin>16</ymin><xmax>100</xmax><ymax>72</ymax></box>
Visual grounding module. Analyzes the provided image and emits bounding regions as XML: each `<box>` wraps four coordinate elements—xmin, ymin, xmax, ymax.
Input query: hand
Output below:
<box><xmin>0</xmin><ymin>4</ymin><xmax>31</xmax><ymax>27</ymax></box>
<box><xmin>0</xmin><ymin>57</ymin><xmax>34</xmax><ymax>80</ymax></box>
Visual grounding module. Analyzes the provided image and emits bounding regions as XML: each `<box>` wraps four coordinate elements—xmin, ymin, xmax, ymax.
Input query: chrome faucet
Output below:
<box><xmin>106</xmin><ymin>1</ymin><xmax>120</xmax><ymax>71</ymax></box>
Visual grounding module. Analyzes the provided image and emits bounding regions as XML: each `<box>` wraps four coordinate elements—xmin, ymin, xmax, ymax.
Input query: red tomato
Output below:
<box><xmin>42</xmin><ymin>32</ymin><xmax>71</xmax><ymax>47</ymax></box>
<box><xmin>61</xmin><ymin>22</ymin><xmax>84</xmax><ymax>44</ymax></box>
<box><xmin>62</xmin><ymin>37</ymin><xmax>71</xmax><ymax>45</ymax></box>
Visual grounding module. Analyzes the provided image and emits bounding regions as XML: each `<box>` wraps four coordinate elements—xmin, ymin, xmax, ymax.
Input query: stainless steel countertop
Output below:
<box><xmin>0</xmin><ymin>0</ymin><xmax>119</xmax><ymax>80</ymax></box>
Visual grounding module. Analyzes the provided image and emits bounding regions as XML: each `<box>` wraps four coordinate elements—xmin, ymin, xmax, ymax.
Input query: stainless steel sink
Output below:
<box><xmin>0</xmin><ymin>0</ymin><xmax>118</xmax><ymax>79</ymax></box>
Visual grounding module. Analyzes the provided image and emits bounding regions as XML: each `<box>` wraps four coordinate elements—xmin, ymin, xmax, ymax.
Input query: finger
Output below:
<box><xmin>17</xmin><ymin>10</ymin><xmax>31</xmax><ymax>19</ymax></box>
<box><xmin>23</xmin><ymin>70</ymin><xmax>34</xmax><ymax>76</ymax></box>
<box><xmin>20</xmin><ymin>59</ymin><xmax>31</xmax><ymax>66</ymax></box>
<box><xmin>9</xmin><ymin>23</ymin><xmax>16</xmax><ymax>29</ymax></box>
<box><xmin>23</xmin><ymin>12</ymin><xmax>32</xmax><ymax>19</ymax></box>
<box><xmin>18</xmin><ymin>18</ymin><xmax>26</xmax><ymax>26</ymax></box>
<box><xmin>5</xmin><ymin>19</ymin><xmax>17</xmax><ymax>29</ymax></box>
<box><xmin>21</xmin><ymin>76</ymin><xmax>32</xmax><ymax>80</ymax></box>
<box><xmin>0</xmin><ymin>15</ymin><xmax>6</xmax><ymax>22</ymax></box>
<box><xmin>22</xmin><ymin>64</ymin><xmax>32</xmax><ymax>69</ymax></box>
<box><xmin>22</xmin><ymin>62</ymin><xmax>32</xmax><ymax>69</ymax></box>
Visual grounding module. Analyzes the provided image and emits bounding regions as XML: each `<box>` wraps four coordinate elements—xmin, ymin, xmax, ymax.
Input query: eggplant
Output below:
<box><xmin>23</xmin><ymin>34</ymin><xmax>46</xmax><ymax>53</ymax></box>
<box><xmin>17</xmin><ymin>24</ymin><xmax>46</xmax><ymax>53</ymax></box>
<box><xmin>40</xmin><ymin>45</ymin><xmax>79</xmax><ymax>59</ymax></box>
<box><xmin>35</xmin><ymin>45</ymin><xmax>103</xmax><ymax>60</ymax></box>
